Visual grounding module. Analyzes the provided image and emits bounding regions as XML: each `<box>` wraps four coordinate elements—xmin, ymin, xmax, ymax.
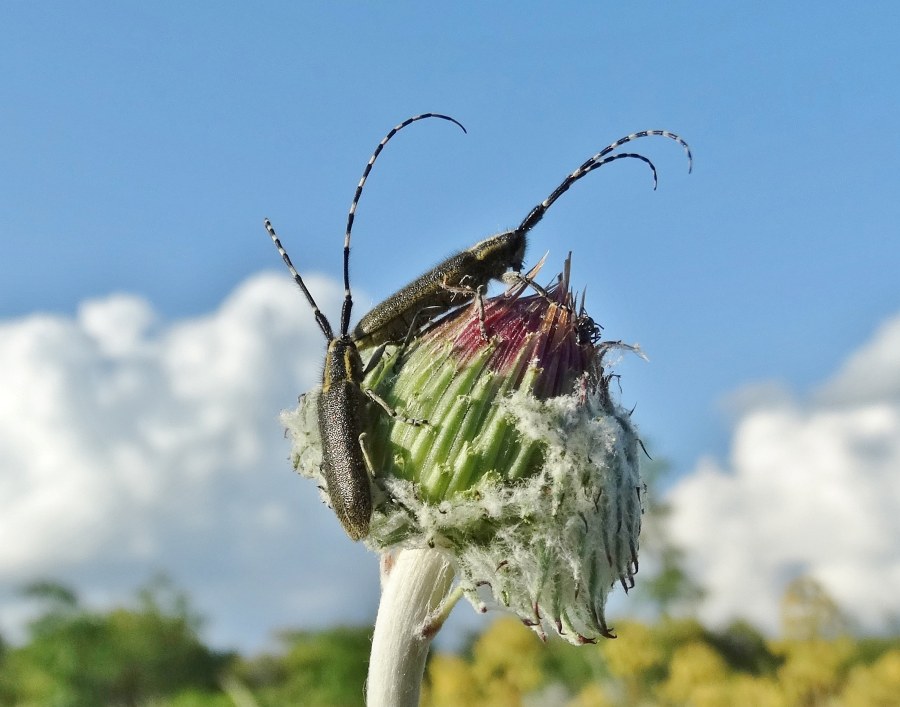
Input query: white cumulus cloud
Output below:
<box><xmin>668</xmin><ymin>314</ymin><xmax>900</xmax><ymax>634</ymax></box>
<box><xmin>0</xmin><ymin>273</ymin><xmax>380</xmax><ymax>650</ymax></box>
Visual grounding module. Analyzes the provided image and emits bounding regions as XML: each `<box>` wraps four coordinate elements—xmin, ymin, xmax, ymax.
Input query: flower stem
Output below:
<box><xmin>367</xmin><ymin>549</ymin><xmax>456</xmax><ymax>707</ymax></box>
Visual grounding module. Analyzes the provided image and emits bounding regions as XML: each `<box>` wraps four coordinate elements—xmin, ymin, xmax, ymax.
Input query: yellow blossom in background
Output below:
<box><xmin>774</xmin><ymin>637</ymin><xmax>855</xmax><ymax>705</ymax></box>
<box><xmin>421</xmin><ymin>654</ymin><xmax>479</xmax><ymax>707</ymax></box>
<box><xmin>840</xmin><ymin>648</ymin><xmax>900</xmax><ymax>707</ymax></box>
<box><xmin>658</xmin><ymin>641</ymin><xmax>730</xmax><ymax>706</ymax></box>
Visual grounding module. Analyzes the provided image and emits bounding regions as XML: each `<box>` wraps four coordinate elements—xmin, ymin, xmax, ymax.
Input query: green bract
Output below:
<box><xmin>283</xmin><ymin>260</ymin><xmax>645</xmax><ymax>643</ymax></box>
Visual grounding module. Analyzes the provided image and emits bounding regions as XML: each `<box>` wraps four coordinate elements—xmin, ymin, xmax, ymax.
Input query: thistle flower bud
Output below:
<box><xmin>283</xmin><ymin>257</ymin><xmax>644</xmax><ymax>643</ymax></box>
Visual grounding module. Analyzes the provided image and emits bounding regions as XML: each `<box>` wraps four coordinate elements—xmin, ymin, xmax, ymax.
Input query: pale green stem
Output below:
<box><xmin>366</xmin><ymin>548</ymin><xmax>456</xmax><ymax>707</ymax></box>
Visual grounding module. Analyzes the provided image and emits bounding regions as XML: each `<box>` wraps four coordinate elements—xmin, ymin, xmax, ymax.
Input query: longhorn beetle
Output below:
<box><xmin>352</xmin><ymin>130</ymin><xmax>692</xmax><ymax>350</ymax></box>
<box><xmin>265</xmin><ymin>113</ymin><xmax>466</xmax><ymax>540</ymax></box>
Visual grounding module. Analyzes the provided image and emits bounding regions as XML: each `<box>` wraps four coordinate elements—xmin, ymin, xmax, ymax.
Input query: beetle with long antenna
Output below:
<box><xmin>265</xmin><ymin>113</ymin><xmax>466</xmax><ymax>540</ymax></box>
<box><xmin>352</xmin><ymin>129</ymin><xmax>692</xmax><ymax>350</ymax></box>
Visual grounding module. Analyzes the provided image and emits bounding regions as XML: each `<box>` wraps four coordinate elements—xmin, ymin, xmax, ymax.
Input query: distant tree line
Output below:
<box><xmin>1</xmin><ymin>574</ymin><xmax>898</xmax><ymax>706</ymax></box>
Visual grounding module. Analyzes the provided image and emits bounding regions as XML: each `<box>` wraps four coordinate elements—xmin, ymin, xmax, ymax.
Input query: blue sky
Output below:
<box><xmin>2</xmin><ymin>3</ymin><xmax>900</xmax><ymax>650</ymax></box>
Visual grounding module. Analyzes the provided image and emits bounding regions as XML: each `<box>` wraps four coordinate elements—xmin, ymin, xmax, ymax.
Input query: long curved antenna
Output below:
<box><xmin>577</xmin><ymin>129</ymin><xmax>692</xmax><ymax>176</ymax></box>
<box><xmin>517</xmin><ymin>152</ymin><xmax>659</xmax><ymax>234</ymax></box>
<box><xmin>582</xmin><ymin>152</ymin><xmax>658</xmax><ymax>187</ymax></box>
<box><xmin>340</xmin><ymin>113</ymin><xmax>467</xmax><ymax>335</ymax></box>
<box><xmin>516</xmin><ymin>129</ymin><xmax>691</xmax><ymax>235</ymax></box>
<box><xmin>264</xmin><ymin>218</ymin><xmax>334</xmax><ymax>341</ymax></box>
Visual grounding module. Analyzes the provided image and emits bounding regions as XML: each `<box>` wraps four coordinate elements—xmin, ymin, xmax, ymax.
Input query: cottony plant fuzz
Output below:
<box><xmin>283</xmin><ymin>257</ymin><xmax>645</xmax><ymax>643</ymax></box>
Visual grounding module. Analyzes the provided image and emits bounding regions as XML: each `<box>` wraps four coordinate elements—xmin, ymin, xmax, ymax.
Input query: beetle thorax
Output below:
<box><xmin>322</xmin><ymin>337</ymin><xmax>364</xmax><ymax>392</ymax></box>
<box><xmin>468</xmin><ymin>230</ymin><xmax>527</xmax><ymax>276</ymax></box>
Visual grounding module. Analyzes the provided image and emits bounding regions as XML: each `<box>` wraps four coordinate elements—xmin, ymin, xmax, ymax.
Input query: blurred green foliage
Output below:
<box><xmin>0</xmin><ymin>576</ymin><xmax>231</xmax><ymax>706</ymax></box>
<box><xmin>233</xmin><ymin>627</ymin><xmax>370</xmax><ymax>706</ymax></box>
<box><xmin>1</xmin><ymin>575</ymin><xmax>899</xmax><ymax>706</ymax></box>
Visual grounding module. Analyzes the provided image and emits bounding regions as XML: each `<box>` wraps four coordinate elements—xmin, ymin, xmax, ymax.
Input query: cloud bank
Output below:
<box><xmin>0</xmin><ymin>273</ymin><xmax>379</xmax><ymax>650</ymax></box>
<box><xmin>668</xmin><ymin>314</ymin><xmax>900</xmax><ymax>634</ymax></box>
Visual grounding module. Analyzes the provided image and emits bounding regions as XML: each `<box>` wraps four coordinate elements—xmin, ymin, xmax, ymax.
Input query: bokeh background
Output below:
<box><xmin>2</xmin><ymin>2</ymin><xmax>899</xmax><ymax>655</ymax></box>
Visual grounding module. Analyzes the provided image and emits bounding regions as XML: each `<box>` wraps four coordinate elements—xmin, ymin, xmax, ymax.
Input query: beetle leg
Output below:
<box><xmin>364</xmin><ymin>388</ymin><xmax>429</xmax><ymax>427</ymax></box>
